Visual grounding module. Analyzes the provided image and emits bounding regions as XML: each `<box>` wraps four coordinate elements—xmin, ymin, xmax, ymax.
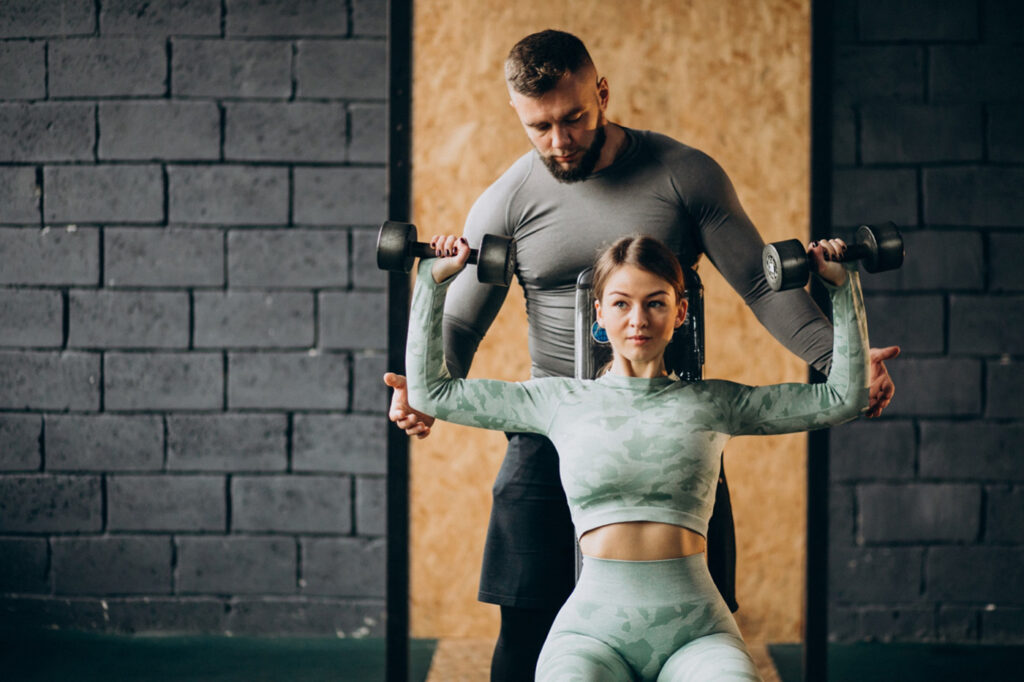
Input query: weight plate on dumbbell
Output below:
<box><xmin>858</xmin><ymin>222</ymin><xmax>904</xmax><ymax>273</ymax></box>
<box><xmin>377</xmin><ymin>221</ymin><xmax>417</xmax><ymax>273</ymax></box>
<box><xmin>762</xmin><ymin>239</ymin><xmax>808</xmax><ymax>291</ymax></box>
<box><xmin>477</xmin><ymin>233</ymin><xmax>516</xmax><ymax>286</ymax></box>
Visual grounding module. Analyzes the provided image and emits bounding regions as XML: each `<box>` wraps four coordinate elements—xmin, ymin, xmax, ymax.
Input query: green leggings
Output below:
<box><xmin>536</xmin><ymin>555</ymin><xmax>761</xmax><ymax>681</ymax></box>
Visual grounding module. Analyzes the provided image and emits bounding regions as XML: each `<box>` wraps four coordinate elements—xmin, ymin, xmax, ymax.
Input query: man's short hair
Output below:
<box><xmin>505</xmin><ymin>30</ymin><xmax>595</xmax><ymax>96</ymax></box>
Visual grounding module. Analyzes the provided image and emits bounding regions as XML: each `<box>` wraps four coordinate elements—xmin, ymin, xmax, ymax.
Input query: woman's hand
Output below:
<box><xmin>808</xmin><ymin>238</ymin><xmax>848</xmax><ymax>287</ymax></box>
<box><xmin>429</xmin><ymin>234</ymin><xmax>472</xmax><ymax>283</ymax></box>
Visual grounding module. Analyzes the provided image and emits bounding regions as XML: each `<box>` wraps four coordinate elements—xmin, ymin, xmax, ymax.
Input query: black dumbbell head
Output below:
<box><xmin>377</xmin><ymin>220</ymin><xmax>417</xmax><ymax>273</ymax></box>
<box><xmin>857</xmin><ymin>222</ymin><xmax>904</xmax><ymax>274</ymax></box>
<box><xmin>762</xmin><ymin>239</ymin><xmax>809</xmax><ymax>291</ymax></box>
<box><xmin>477</xmin><ymin>233</ymin><xmax>517</xmax><ymax>287</ymax></box>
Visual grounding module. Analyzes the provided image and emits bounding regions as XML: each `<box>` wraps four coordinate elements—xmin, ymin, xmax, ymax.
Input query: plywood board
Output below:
<box><xmin>411</xmin><ymin>0</ymin><xmax>811</xmax><ymax>642</ymax></box>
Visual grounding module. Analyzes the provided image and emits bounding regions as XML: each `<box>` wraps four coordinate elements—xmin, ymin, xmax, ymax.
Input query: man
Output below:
<box><xmin>385</xmin><ymin>30</ymin><xmax>898</xmax><ymax>681</ymax></box>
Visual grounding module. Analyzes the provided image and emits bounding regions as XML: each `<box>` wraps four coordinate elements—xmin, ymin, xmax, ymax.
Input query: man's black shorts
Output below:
<box><xmin>478</xmin><ymin>432</ymin><xmax>577</xmax><ymax>608</ymax></box>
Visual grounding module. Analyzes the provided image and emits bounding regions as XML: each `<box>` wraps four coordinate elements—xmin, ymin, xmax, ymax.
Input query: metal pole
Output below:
<box><xmin>806</xmin><ymin>0</ymin><xmax>834</xmax><ymax>679</ymax></box>
<box><xmin>386</xmin><ymin>1</ymin><xmax>413</xmax><ymax>680</ymax></box>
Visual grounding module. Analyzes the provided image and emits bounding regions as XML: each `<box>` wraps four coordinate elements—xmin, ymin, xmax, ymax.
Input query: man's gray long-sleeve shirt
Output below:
<box><xmin>443</xmin><ymin>127</ymin><xmax>833</xmax><ymax>380</ymax></box>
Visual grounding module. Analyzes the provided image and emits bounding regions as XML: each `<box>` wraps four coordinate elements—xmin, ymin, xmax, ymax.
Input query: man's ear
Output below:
<box><xmin>597</xmin><ymin>76</ymin><xmax>610</xmax><ymax>110</ymax></box>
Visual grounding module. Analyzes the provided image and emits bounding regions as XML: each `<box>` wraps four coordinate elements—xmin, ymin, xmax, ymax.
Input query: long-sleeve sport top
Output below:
<box><xmin>443</xmin><ymin>127</ymin><xmax>834</xmax><ymax>380</ymax></box>
<box><xmin>409</xmin><ymin>262</ymin><xmax>870</xmax><ymax>539</ymax></box>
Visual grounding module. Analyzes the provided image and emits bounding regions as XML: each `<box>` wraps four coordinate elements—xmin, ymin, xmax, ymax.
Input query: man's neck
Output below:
<box><xmin>592</xmin><ymin>123</ymin><xmax>627</xmax><ymax>174</ymax></box>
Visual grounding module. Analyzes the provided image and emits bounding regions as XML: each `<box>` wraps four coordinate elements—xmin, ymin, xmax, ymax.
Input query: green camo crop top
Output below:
<box><xmin>407</xmin><ymin>262</ymin><xmax>870</xmax><ymax>539</ymax></box>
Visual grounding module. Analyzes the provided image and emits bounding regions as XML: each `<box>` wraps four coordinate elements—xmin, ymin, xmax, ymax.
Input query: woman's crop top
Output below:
<box><xmin>406</xmin><ymin>261</ymin><xmax>870</xmax><ymax>539</ymax></box>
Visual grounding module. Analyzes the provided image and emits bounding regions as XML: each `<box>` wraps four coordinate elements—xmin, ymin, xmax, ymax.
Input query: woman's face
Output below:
<box><xmin>595</xmin><ymin>265</ymin><xmax>687</xmax><ymax>370</ymax></box>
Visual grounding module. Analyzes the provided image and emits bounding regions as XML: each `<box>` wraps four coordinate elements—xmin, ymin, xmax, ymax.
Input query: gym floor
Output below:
<box><xmin>2</xmin><ymin>629</ymin><xmax>1021</xmax><ymax>681</ymax></box>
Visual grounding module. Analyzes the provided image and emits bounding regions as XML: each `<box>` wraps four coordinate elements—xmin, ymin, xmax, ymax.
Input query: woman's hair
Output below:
<box><xmin>593</xmin><ymin>235</ymin><xmax>686</xmax><ymax>304</ymax></box>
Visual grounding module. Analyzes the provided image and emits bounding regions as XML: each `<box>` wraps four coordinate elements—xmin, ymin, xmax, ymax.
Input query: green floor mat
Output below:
<box><xmin>0</xmin><ymin>629</ymin><xmax>436</xmax><ymax>681</ymax></box>
<box><xmin>769</xmin><ymin>642</ymin><xmax>1024</xmax><ymax>682</ymax></box>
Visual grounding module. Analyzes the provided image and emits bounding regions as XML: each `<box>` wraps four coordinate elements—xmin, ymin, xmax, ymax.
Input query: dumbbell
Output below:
<box><xmin>376</xmin><ymin>220</ymin><xmax>517</xmax><ymax>287</ymax></box>
<box><xmin>762</xmin><ymin>222</ymin><xmax>904</xmax><ymax>292</ymax></box>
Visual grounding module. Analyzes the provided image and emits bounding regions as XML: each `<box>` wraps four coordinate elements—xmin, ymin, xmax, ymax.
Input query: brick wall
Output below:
<box><xmin>0</xmin><ymin>0</ymin><xmax>389</xmax><ymax>636</ymax></box>
<box><xmin>829</xmin><ymin>0</ymin><xmax>1024</xmax><ymax>644</ymax></box>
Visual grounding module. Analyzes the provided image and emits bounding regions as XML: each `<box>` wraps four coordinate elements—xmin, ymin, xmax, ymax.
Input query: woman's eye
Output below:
<box><xmin>648</xmin><ymin>301</ymin><xmax>665</xmax><ymax>308</ymax></box>
<box><xmin>613</xmin><ymin>301</ymin><xmax>628</xmax><ymax>309</ymax></box>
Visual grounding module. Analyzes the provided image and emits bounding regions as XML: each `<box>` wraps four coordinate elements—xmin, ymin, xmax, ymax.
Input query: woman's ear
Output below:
<box><xmin>594</xmin><ymin>299</ymin><xmax>604</xmax><ymax>326</ymax></box>
<box><xmin>674</xmin><ymin>299</ymin><xmax>688</xmax><ymax>329</ymax></box>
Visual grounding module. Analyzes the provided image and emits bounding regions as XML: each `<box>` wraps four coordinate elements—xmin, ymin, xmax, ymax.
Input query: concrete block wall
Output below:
<box><xmin>0</xmin><ymin>0</ymin><xmax>388</xmax><ymax>636</ymax></box>
<box><xmin>829</xmin><ymin>0</ymin><xmax>1024</xmax><ymax>644</ymax></box>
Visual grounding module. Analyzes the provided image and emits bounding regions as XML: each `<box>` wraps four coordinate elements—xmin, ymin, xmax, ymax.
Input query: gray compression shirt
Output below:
<box><xmin>443</xmin><ymin>126</ymin><xmax>834</xmax><ymax>380</ymax></box>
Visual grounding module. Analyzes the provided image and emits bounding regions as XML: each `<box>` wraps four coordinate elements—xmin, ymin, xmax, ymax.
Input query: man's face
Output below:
<box><xmin>509</xmin><ymin>69</ymin><xmax>609</xmax><ymax>183</ymax></box>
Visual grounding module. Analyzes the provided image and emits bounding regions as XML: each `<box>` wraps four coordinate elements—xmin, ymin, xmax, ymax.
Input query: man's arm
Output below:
<box><xmin>682</xmin><ymin>151</ymin><xmax>896</xmax><ymax>414</ymax></box>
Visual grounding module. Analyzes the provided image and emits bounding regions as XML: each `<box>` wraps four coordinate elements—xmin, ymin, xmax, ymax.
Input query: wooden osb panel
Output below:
<box><xmin>411</xmin><ymin>0</ymin><xmax>811</xmax><ymax>642</ymax></box>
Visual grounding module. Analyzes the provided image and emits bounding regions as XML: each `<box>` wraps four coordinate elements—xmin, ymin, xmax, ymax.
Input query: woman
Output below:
<box><xmin>398</xmin><ymin>234</ymin><xmax>868</xmax><ymax>681</ymax></box>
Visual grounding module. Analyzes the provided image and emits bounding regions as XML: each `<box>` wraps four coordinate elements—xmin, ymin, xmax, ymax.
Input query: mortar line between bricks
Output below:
<box><xmin>45</xmin><ymin>537</ymin><xmax>54</xmax><ymax>594</ymax></box>
<box><xmin>349</xmin><ymin>475</ymin><xmax>357</xmax><ymax>536</ymax></box>
<box><xmin>982</xmin><ymin>231</ymin><xmax>991</xmax><ymax>292</ymax></box>
<box><xmin>162</xmin><ymin>415</ymin><xmax>169</xmax><ymax>470</ymax></box>
<box><xmin>977</xmin><ymin>485</ymin><xmax>988</xmax><ymax>543</ymax></box>
<box><xmin>222</xmin><ymin>350</ymin><xmax>228</xmax><ymax>410</ymax></box>
<box><xmin>941</xmin><ymin>292</ymin><xmax>950</xmax><ymax>355</ymax></box>
<box><xmin>312</xmin><ymin>289</ymin><xmax>320</xmax><ymax>348</ymax></box>
<box><xmin>166</xmin><ymin>38</ymin><xmax>173</xmax><ymax>98</ymax></box>
<box><xmin>980</xmin><ymin>103</ymin><xmax>989</xmax><ymax>163</ymax></box>
<box><xmin>101</xmin><ymin>473</ymin><xmax>108</xmax><ymax>533</ymax></box>
<box><xmin>290</xmin><ymin>42</ymin><xmax>297</xmax><ymax>101</ymax></box>
<box><xmin>39</xmin><ymin>415</ymin><xmax>47</xmax><ymax>472</ymax></box>
<box><xmin>97</xmin><ymin>226</ymin><xmax>105</xmax><ymax>288</ymax></box>
<box><xmin>41</xmin><ymin>40</ymin><xmax>50</xmax><ymax>100</ymax></box>
<box><xmin>93</xmin><ymin>104</ymin><xmax>99</xmax><ymax>161</ymax></box>
<box><xmin>222</xmin><ymin>230</ymin><xmax>229</xmax><ymax>290</ymax></box>
<box><xmin>171</xmin><ymin>534</ymin><xmax>179</xmax><ymax>594</ymax></box>
<box><xmin>346</xmin><ymin>352</ymin><xmax>354</xmax><ymax>416</ymax></box>
<box><xmin>43</xmin><ymin>94</ymin><xmax>388</xmax><ymax>104</ymax></box>
<box><xmin>287</xmin><ymin>166</ymin><xmax>294</xmax><ymax>226</ymax></box>
<box><xmin>923</xmin><ymin>45</ymin><xmax>931</xmax><ymax>103</ymax></box>
<box><xmin>218</xmin><ymin>102</ymin><xmax>225</xmax><ymax>161</ymax></box>
<box><xmin>99</xmin><ymin>350</ymin><xmax>105</xmax><ymax>412</ymax></box>
<box><xmin>225</xmin><ymin>475</ymin><xmax>232</xmax><ymax>533</ymax></box>
<box><xmin>61</xmin><ymin>289</ymin><xmax>69</xmax><ymax>349</ymax></box>
<box><xmin>286</xmin><ymin>413</ymin><xmax>294</xmax><ymax>472</ymax></box>
<box><xmin>26</xmin><ymin>159</ymin><xmax>386</xmax><ymax>169</ymax></box>
<box><xmin>36</xmin><ymin>166</ymin><xmax>45</xmax><ymax>228</ymax></box>
<box><xmin>916</xmin><ymin>166</ymin><xmax>924</xmax><ymax>227</ymax></box>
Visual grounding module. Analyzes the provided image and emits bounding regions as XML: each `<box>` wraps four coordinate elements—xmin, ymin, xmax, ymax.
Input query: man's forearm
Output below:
<box><xmin>443</xmin><ymin>315</ymin><xmax>484</xmax><ymax>379</ymax></box>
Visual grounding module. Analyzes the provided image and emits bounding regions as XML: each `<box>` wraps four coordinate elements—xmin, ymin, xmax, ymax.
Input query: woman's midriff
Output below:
<box><xmin>579</xmin><ymin>521</ymin><xmax>707</xmax><ymax>561</ymax></box>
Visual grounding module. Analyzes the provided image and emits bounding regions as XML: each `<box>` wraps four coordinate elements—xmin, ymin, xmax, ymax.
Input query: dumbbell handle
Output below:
<box><xmin>407</xmin><ymin>241</ymin><xmax>483</xmax><ymax>265</ymax></box>
<box><xmin>818</xmin><ymin>241</ymin><xmax>872</xmax><ymax>264</ymax></box>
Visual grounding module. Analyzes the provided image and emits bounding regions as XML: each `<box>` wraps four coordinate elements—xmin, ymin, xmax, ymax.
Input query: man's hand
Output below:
<box><xmin>383</xmin><ymin>372</ymin><xmax>435</xmax><ymax>438</ymax></box>
<box><xmin>866</xmin><ymin>346</ymin><xmax>899</xmax><ymax>418</ymax></box>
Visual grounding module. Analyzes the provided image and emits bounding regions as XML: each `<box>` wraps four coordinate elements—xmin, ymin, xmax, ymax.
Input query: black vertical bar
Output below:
<box><xmin>806</xmin><ymin>0</ymin><xmax>834</xmax><ymax>680</ymax></box>
<box><xmin>386</xmin><ymin>1</ymin><xmax>413</xmax><ymax>681</ymax></box>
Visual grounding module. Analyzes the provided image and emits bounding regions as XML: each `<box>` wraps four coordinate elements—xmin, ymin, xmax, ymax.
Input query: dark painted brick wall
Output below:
<box><xmin>829</xmin><ymin>0</ymin><xmax>1024</xmax><ymax>644</ymax></box>
<box><xmin>0</xmin><ymin>0</ymin><xmax>387</xmax><ymax>636</ymax></box>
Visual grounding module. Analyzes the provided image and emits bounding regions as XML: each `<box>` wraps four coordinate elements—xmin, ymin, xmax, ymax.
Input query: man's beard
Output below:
<box><xmin>540</xmin><ymin>125</ymin><xmax>606</xmax><ymax>184</ymax></box>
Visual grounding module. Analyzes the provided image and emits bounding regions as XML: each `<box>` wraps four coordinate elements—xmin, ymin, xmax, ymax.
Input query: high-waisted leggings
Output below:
<box><xmin>536</xmin><ymin>554</ymin><xmax>761</xmax><ymax>681</ymax></box>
